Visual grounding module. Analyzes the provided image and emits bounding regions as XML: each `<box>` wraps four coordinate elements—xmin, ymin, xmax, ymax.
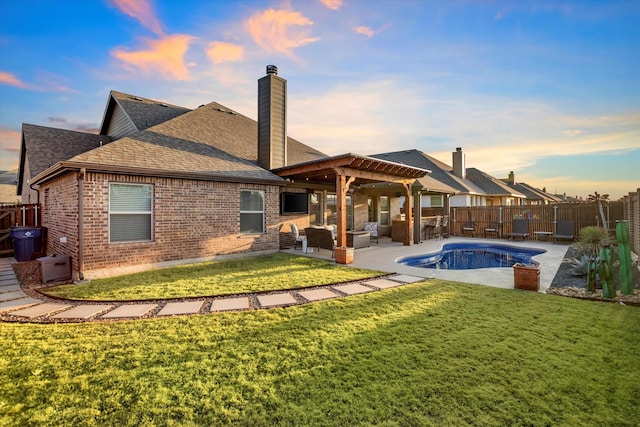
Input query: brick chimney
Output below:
<box><xmin>507</xmin><ymin>171</ymin><xmax>515</xmax><ymax>184</ymax></box>
<box><xmin>258</xmin><ymin>65</ymin><xmax>287</xmax><ymax>170</ymax></box>
<box><xmin>452</xmin><ymin>147</ymin><xmax>465</xmax><ymax>179</ymax></box>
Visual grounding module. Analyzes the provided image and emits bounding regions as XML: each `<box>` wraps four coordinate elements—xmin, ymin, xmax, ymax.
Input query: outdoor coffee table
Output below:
<box><xmin>347</xmin><ymin>231</ymin><xmax>371</xmax><ymax>249</ymax></box>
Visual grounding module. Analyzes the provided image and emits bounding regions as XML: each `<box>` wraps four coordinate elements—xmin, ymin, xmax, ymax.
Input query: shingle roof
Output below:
<box><xmin>18</xmin><ymin>124</ymin><xmax>112</xmax><ymax>193</ymax></box>
<box><xmin>31</xmin><ymin>91</ymin><xmax>328</xmax><ymax>186</ymax></box>
<box><xmin>369</xmin><ymin>149</ymin><xmax>481</xmax><ymax>194</ymax></box>
<box><xmin>508</xmin><ymin>181</ymin><xmax>558</xmax><ymax>202</ymax></box>
<box><xmin>100</xmin><ymin>91</ymin><xmax>192</xmax><ymax>134</ymax></box>
<box><xmin>466</xmin><ymin>168</ymin><xmax>525</xmax><ymax>197</ymax></box>
<box><xmin>68</xmin><ymin>128</ymin><xmax>284</xmax><ymax>183</ymax></box>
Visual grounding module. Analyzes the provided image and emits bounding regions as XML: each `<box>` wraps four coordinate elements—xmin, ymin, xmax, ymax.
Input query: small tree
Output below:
<box><xmin>588</xmin><ymin>191</ymin><xmax>610</xmax><ymax>231</ymax></box>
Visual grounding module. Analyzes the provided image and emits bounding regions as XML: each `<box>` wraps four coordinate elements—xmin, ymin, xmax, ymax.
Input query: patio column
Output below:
<box><xmin>335</xmin><ymin>172</ymin><xmax>355</xmax><ymax>248</ymax></box>
<box><xmin>402</xmin><ymin>182</ymin><xmax>413</xmax><ymax>246</ymax></box>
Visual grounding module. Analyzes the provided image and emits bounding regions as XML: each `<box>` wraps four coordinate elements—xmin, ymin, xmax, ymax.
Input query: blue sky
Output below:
<box><xmin>1</xmin><ymin>0</ymin><xmax>638</xmax><ymax>199</ymax></box>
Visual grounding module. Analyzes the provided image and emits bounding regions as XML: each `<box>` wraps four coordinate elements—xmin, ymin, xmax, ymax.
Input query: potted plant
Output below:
<box><xmin>513</xmin><ymin>262</ymin><xmax>540</xmax><ymax>291</ymax></box>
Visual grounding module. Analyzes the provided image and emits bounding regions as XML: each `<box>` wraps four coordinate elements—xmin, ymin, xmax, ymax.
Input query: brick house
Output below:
<box><xmin>19</xmin><ymin>66</ymin><xmax>428</xmax><ymax>279</ymax></box>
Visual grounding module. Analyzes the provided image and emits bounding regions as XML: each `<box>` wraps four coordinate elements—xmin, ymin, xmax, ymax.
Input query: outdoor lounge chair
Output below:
<box><xmin>553</xmin><ymin>220</ymin><xmax>575</xmax><ymax>242</ymax></box>
<box><xmin>506</xmin><ymin>219</ymin><xmax>529</xmax><ymax>240</ymax></box>
<box><xmin>363</xmin><ymin>221</ymin><xmax>379</xmax><ymax>244</ymax></box>
<box><xmin>462</xmin><ymin>221</ymin><xmax>476</xmax><ymax>237</ymax></box>
<box><xmin>484</xmin><ymin>221</ymin><xmax>501</xmax><ymax>238</ymax></box>
<box><xmin>304</xmin><ymin>226</ymin><xmax>336</xmax><ymax>256</ymax></box>
<box><xmin>290</xmin><ymin>223</ymin><xmax>307</xmax><ymax>252</ymax></box>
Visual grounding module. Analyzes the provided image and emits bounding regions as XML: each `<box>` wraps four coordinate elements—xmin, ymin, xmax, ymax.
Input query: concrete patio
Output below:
<box><xmin>284</xmin><ymin>236</ymin><xmax>569</xmax><ymax>293</ymax></box>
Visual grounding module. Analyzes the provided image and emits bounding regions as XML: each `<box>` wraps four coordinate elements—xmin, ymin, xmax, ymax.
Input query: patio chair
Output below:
<box><xmin>363</xmin><ymin>221</ymin><xmax>379</xmax><ymax>244</ymax></box>
<box><xmin>441</xmin><ymin>215</ymin><xmax>449</xmax><ymax>239</ymax></box>
<box><xmin>290</xmin><ymin>223</ymin><xmax>307</xmax><ymax>252</ymax></box>
<box><xmin>484</xmin><ymin>221</ymin><xmax>501</xmax><ymax>239</ymax></box>
<box><xmin>304</xmin><ymin>226</ymin><xmax>336</xmax><ymax>257</ymax></box>
<box><xmin>506</xmin><ymin>219</ymin><xmax>529</xmax><ymax>240</ymax></box>
<box><xmin>462</xmin><ymin>221</ymin><xmax>476</xmax><ymax>237</ymax></box>
<box><xmin>553</xmin><ymin>220</ymin><xmax>575</xmax><ymax>242</ymax></box>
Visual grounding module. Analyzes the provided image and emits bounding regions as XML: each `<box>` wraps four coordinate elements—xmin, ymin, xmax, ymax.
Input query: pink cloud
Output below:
<box><xmin>110</xmin><ymin>0</ymin><xmax>164</xmax><ymax>36</ymax></box>
<box><xmin>0</xmin><ymin>72</ymin><xmax>31</xmax><ymax>89</ymax></box>
<box><xmin>245</xmin><ymin>8</ymin><xmax>320</xmax><ymax>58</ymax></box>
<box><xmin>206</xmin><ymin>41</ymin><xmax>244</xmax><ymax>64</ymax></box>
<box><xmin>0</xmin><ymin>128</ymin><xmax>21</xmax><ymax>153</ymax></box>
<box><xmin>355</xmin><ymin>26</ymin><xmax>375</xmax><ymax>37</ymax></box>
<box><xmin>320</xmin><ymin>0</ymin><xmax>342</xmax><ymax>10</ymax></box>
<box><xmin>111</xmin><ymin>34</ymin><xmax>196</xmax><ymax>81</ymax></box>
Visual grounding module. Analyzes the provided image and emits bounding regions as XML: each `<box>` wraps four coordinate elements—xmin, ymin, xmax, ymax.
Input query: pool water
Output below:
<box><xmin>397</xmin><ymin>242</ymin><xmax>546</xmax><ymax>270</ymax></box>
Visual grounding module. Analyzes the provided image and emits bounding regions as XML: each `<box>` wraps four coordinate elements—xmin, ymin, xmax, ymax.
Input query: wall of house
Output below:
<box><xmin>41</xmin><ymin>173</ymin><xmax>80</xmax><ymax>276</ymax></box>
<box><xmin>20</xmin><ymin>157</ymin><xmax>36</xmax><ymax>204</ymax></box>
<box><xmin>73</xmin><ymin>173</ymin><xmax>282</xmax><ymax>278</ymax></box>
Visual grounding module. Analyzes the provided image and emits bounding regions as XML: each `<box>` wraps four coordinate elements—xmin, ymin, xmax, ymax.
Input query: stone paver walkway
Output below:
<box><xmin>0</xmin><ymin>257</ymin><xmax>425</xmax><ymax>324</ymax></box>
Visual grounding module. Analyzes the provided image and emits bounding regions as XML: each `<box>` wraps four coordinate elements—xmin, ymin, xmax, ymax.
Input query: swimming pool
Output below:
<box><xmin>396</xmin><ymin>242</ymin><xmax>546</xmax><ymax>270</ymax></box>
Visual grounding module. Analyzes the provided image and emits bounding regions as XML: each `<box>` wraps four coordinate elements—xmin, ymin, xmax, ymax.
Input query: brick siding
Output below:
<box><xmin>41</xmin><ymin>172</ymin><xmax>285</xmax><ymax>278</ymax></box>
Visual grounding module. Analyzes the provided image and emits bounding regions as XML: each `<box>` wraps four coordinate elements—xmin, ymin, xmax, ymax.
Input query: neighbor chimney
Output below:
<box><xmin>452</xmin><ymin>147</ymin><xmax>465</xmax><ymax>179</ymax></box>
<box><xmin>258</xmin><ymin>65</ymin><xmax>287</xmax><ymax>170</ymax></box>
<box><xmin>508</xmin><ymin>171</ymin><xmax>515</xmax><ymax>184</ymax></box>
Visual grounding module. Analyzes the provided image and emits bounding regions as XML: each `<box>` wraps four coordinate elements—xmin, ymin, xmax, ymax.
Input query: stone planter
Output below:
<box><xmin>513</xmin><ymin>264</ymin><xmax>540</xmax><ymax>291</ymax></box>
<box><xmin>334</xmin><ymin>247</ymin><xmax>354</xmax><ymax>265</ymax></box>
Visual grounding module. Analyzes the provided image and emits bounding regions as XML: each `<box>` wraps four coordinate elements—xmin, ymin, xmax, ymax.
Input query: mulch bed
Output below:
<box><xmin>547</xmin><ymin>245</ymin><xmax>640</xmax><ymax>305</ymax></box>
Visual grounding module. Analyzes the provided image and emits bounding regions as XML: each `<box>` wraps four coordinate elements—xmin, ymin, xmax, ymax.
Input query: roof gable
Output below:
<box><xmin>99</xmin><ymin>91</ymin><xmax>191</xmax><ymax>136</ymax></box>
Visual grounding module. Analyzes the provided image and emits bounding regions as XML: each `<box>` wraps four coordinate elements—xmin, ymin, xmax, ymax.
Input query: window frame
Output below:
<box><xmin>240</xmin><ymin>189</ymin><xmax>265</xmax><ymax>234</ymax></box>
<box><xmin>108</xmin><ymin>182</ymin><xmax>153</xmax><ymax>244</ymax></box>
<box><xmin>379</xmin><ymin>195</ymin><xmax>390</xmax><ymax>225</ymax></box>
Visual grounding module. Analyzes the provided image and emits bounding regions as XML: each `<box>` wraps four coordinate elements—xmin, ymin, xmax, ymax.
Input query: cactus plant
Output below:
<box><xmin>598</xmin><ymin>244</ymin><xmax>616</xmax><ymax>299</ymax></box>
<box><xmin>616</xmin><ymin>221</ymin><xmax>634</xmax><ymax>295</ymax></box>
<box><xmin>586</xmin><ymin>258</ymin><xmax>597</xmax><ymax>293</ymax></box>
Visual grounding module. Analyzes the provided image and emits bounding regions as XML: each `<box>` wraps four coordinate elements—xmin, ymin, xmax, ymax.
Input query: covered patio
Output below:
<box><xmin>274</xmin><ymin>153</ymin><xmax>430</xmax><ymax>263</ymax></box>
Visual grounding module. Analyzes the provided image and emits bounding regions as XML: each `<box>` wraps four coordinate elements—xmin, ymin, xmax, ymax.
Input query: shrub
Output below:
<box><xmin>577</xmin><ymin>226</ymin><xmax>612</xmax><ymax>258</ymax></box>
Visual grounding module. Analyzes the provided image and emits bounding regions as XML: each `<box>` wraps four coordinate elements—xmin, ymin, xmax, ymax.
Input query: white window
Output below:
<box><xmin>109</xmin><ymin>183</ymin><xmax>153</xmax><ymax>243</ymax></box>
<box><xmin>430</xmin><ymin>195</ymin><xmax>443</xmax><ymax>207</ymax></box>
<box><xmin>240</xmin><ymin>190</ymin><xmax>264</xmax><ymax>233</ymax></box>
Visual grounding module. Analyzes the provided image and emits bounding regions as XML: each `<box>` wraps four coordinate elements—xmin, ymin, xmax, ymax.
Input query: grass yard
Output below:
<box><xmin>41</xmin><ymin>253</ymin><xmax>384</xmax><ymax>300</ymax></box>
<box><xmin>2</xmin><ymin>281</ymin><xmax>639</xmax><ymax>426</ymax></box>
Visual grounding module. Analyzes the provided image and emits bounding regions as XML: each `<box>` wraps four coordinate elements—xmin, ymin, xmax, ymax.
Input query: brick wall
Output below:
<box><xmin>41</xmin><ymin>173</ymin><xmax>79</xmax><ymax>274</ymax></box>
<box><xmin>42</xmin><ymin>172</ymin><xmax>285</xmax><ymax>278</ymax></box>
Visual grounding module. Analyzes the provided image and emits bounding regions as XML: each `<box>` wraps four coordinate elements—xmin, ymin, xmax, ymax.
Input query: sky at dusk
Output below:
<box><xmin>1</xmin><ymin>0</ymin><xmax>638</xmax><ymax>200</ymax></box>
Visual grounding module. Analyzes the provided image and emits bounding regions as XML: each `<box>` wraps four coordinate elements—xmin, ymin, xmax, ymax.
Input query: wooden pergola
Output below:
<box><xmin>273</xmin><ymin>153</ymin><xmax>430</xmax><ymax>251</ymax></box>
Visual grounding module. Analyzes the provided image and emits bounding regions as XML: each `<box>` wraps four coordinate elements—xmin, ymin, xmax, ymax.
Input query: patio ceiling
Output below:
<box><xmin>273</xmin><ymin>153</ymin><xmax>430</xmax><ymax>186</ymax></box>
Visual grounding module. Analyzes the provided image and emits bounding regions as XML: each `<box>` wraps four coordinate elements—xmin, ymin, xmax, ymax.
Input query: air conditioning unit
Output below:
<box><xmin>39</xmin><ymin>255</ymin><xmax>71</xmax><ymax>283</ymax></box>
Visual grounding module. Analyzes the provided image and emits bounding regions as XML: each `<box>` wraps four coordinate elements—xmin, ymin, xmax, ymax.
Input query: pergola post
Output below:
<box><xmin>402</xmin><ymin>182</ymin><xmax>413</xmax><ymax>246</ymax></box>
<box><xmin>335</xmin><ymin>171</ymin><xmax>355</xmax><ymax>249</ymax></box>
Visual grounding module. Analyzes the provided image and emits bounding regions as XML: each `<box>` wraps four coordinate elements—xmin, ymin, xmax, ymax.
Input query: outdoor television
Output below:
<box><xmin>280</xmin><ymin>192</ymin><xmax>308</xmax><ymax>215</ymax></box>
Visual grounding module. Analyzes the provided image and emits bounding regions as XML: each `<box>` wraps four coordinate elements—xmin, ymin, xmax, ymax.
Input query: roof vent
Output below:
<box><xmin>266</xmin><ymin>65</ymin><xmax>278</xmax><ymax>75</ymax></box>
<box><xmin>132</xmin><ymin>96</ymin><xmax>144</xmax><ymax>101</ymax></box>
<box><xmin>160</xmin><ymin>103</ymin><xmax>168</xmax><ymax>107</ymax></box>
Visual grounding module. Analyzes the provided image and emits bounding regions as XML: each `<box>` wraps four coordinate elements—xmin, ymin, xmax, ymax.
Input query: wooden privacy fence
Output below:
<box><xmin>450</xmin><ymin>202</ymin><xmax>625</xmax><ymax>241</ymax></box>
<box><xmin>621</xmin><ymin>189</ymin><xmax>640</xmax><ymax>255</ymax></box>
<box><xmin>0</xmin><ymin>204</ymin><xmax>42</xmax><ymax>256</ymax></box>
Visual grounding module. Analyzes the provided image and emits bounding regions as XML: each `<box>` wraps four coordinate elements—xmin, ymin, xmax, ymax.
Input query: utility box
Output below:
<box><xmin>39</xmin><ymin>255</ymin><xmax>71</xmax><ymax>283</ymax></box>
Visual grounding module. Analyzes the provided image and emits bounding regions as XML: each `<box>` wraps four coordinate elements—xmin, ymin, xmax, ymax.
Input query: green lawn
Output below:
<box><xmin>41</xmin><ymin>253</ymin><xmax>384</xmax><ymax>300</ymax></box>
<box><xmin>2</xmin><ymin>281</ymin><xmax>639</xmax><ymax>426</ymax></box>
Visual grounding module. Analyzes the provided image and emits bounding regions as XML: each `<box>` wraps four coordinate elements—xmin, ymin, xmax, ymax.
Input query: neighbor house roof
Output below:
<box><xmin>18</xmin><ymin>124</ymin><xmax>112</xmax><ymax>194</ymax></box>
<box><xmin>506</xmin><ymin>181</ymin><xmax>559</xmax><ymax>203</ymax></box>
<box><xmin>369</xmin><ymin>149</ymin><xmax>479</xmax><ymax>194</ymax></box>
<box><xmin>466</xmin><ymin>168</ymin><xmax>526</xmax><ymax>199</ymax></box>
